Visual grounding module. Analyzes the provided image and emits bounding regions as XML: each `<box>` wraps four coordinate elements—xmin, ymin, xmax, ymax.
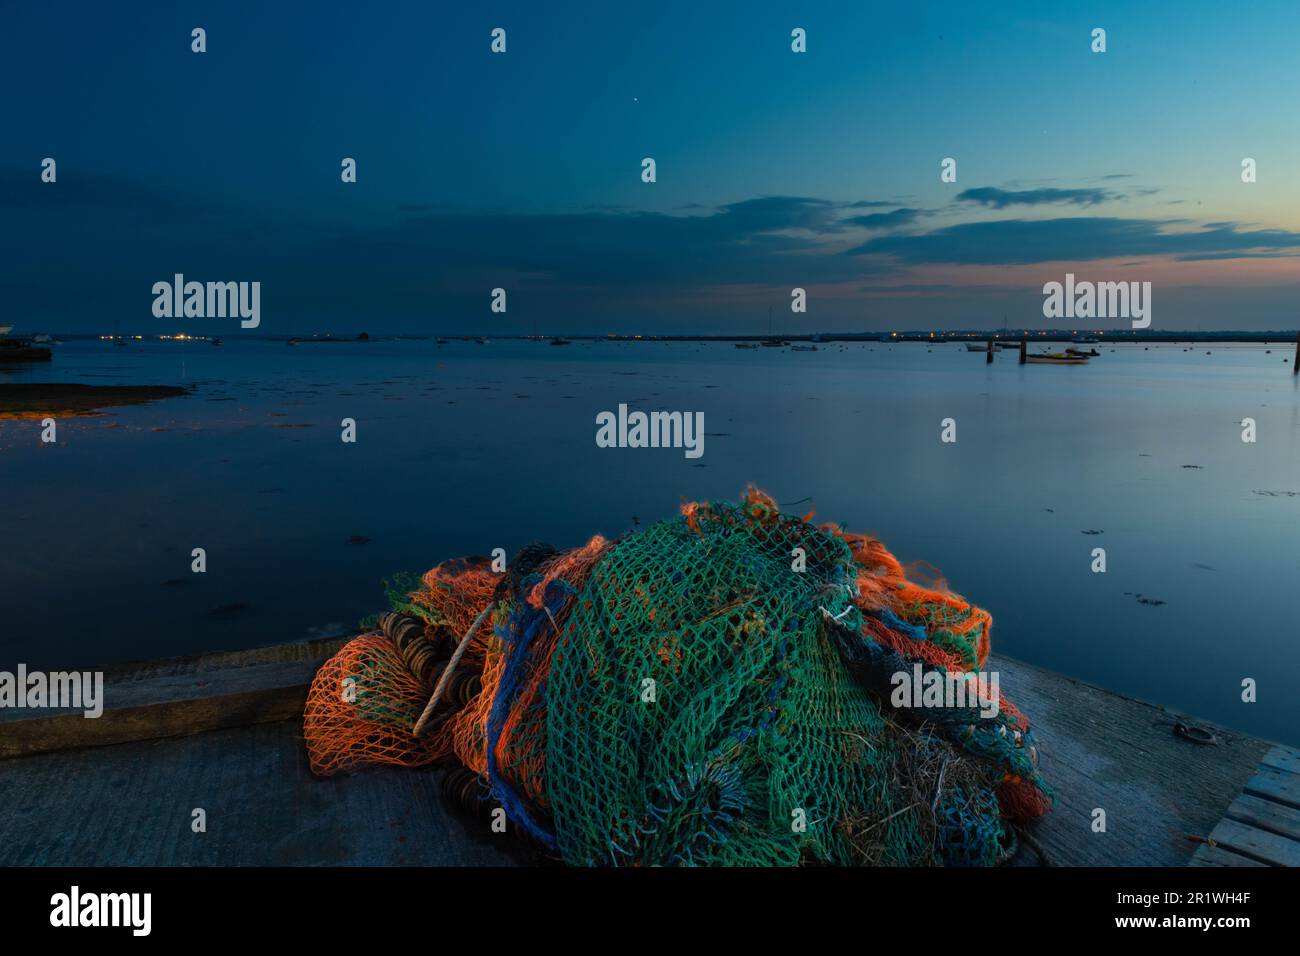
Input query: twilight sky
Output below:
<box><xmin>3</xmin><ymin>0</ymin><xmax>1300</xmax><ymax>334</ymax></box>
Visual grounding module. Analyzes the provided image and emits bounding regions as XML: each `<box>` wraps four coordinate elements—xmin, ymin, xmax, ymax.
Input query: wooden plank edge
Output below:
<box><xmin>90</xmin><ymin>635</ymin><xmax>353</xmax><ymax>682</ymax></box>
<box><xmin>0</xmin><ymin>666</ymin><xmax>322</xmax><ymax>760</ymax></box>
<box><xmin>1189</xmin><ymin>844</ymin><xmax>1268</xmax><ymax>867</ymax></box>
<box><xmin>1261</xmin><ymin>744</ymin><xmax>1300</xmax><ymax>776</ymax></box>
<box><xmin>1243</xmin><ymin>767</ymin><xmax>1300</xmax><ymax>811</ymax></box>
<box><xmin>1206</xmin><ymin>818</ymin><xmax>1298</xmax><ymax>867</ymax></box>
<box><xmin>1223</xmin><ymin>793</ymin><xmax>1300</xmax><ymax>842</ymax></box>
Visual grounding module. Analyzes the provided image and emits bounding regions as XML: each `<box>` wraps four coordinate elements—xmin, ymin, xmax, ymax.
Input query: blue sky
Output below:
<box><xmin>3</xmin><ymin>0</ymin><xmax>1300</xmax><ymax>333</ymax></box>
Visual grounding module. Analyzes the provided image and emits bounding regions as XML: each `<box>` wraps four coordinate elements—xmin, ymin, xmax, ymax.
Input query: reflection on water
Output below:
<box><xmin>2</xmin><ymin>338</ymin><xmax>1298</xmax><ymax>744</ymax></box>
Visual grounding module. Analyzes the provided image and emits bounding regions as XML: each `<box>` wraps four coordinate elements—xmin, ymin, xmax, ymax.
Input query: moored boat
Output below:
<box><xmin>1026</xmin><ymin>352</ymin><xmax>1089</xmax><ymax>365</ymax></box>
<box><xmin>0</xmin><ymin>338</ymin><xmax>53</xmax><ymax>362</ymax></box>
<box><xmin>1</xmin><ymin>325</ymin><xmax>51</xmax><ymax>362</ymax></box>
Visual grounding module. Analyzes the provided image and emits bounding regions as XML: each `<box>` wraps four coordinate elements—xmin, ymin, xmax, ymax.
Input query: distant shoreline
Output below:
<box><xmin>31</xmin><ymin>329</ymin><xmax>1300</xmax><ymax>345</ymax></box>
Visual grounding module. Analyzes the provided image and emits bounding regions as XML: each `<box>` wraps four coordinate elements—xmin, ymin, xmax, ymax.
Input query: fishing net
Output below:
<box><xmin>304</xmin><ymin>488</ymin><xmax>1051</xmax><ymax>865</ymax></box>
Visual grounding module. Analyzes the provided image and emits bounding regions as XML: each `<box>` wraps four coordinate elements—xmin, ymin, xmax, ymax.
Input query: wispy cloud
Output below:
<box><xmin>845</xmin><ymin>208</ymin><xmax>922</xmax><ymax>230</ymax></box>
<box><xmin>846</xmin><ymin>217</ymin><xmax>1300</xmax><ymax>264</ymax></box>
<box><xmin>955</xmin><ymin>186</ymin><xmax>1123</xmax><ymax>209</ymax></box>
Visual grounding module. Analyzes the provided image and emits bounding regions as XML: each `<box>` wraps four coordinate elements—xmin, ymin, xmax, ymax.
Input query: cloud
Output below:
<box><xmin>955</xmin><ymin>186</ymin><xmax>1122</xmax><ymax>209</ymax></box>
<box><xmin>705</xmin><ymin>196</ymin><xmax>848</xmax><ymax>234</ymax></box>
<box><xmin>343</xmin><ymin>197</ymin><xmax>888</xmax><ymax>289</ymax></box>
<box><xmin>846</xmin><ymin>217</ymin><xmax>1300</xmax><ymax>264</ymax></box>
<box><xmin>8</xmin><ymin>167</ymin><xmax>1298</xmax><ymax>333</ymax></box>
<box><xmin>2</xmin><ymin>180</ymin><xmax>912</xmax><ymax>327</ymax></box>
<box><xmin>845</xmin><ymin>208</ymin><xmax>921</xmax><ymax>230</ymax></box>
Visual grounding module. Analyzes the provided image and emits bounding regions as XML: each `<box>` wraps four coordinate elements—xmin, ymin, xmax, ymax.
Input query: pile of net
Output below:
<box><xmin>304</xmin><ymin>488</ymin><xmax>1051</xmax><ymax>866</ymax></box>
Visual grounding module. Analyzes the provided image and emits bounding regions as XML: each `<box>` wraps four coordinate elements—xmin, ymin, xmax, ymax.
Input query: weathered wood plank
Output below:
<box><xmin>96</xmin><ymin>635</ymin><xmax>351</xmax><ymax>682</ymax></box>
<box><xmin>994</xmin><ymin>657</ymin><xmax>1272</xmax><ymax>867</ymax></box>
<box><xmin>1260</xmin><ymin>744</ymin><xmax>1300</xmax><ymax>776</ymax></box>
<box><xmin>1205</xmin><ymin>817</ymin><xmax>1300</xmax><ymax>866</ymax></box>
<box><xmin>1188</xmin><ymin>844</ymin><xmax>1268</xmax><ymax>867</ymax></box>
<box><xmin>1243</xmin><ymin>765</ymin><xmax>1300</xmax><ymax>810</ymax></box>
<box><xmin>0</xmin><ymin>658</ymin><xmax>327</xmax><ymax>759</ymax></box>
<box><xmin>1223</xmin><ymin>792</ymin><xmax>1300</xmax><ymax>842</ymax></box>
<box><xmin>0</xmin><ymin>720</ymin><xmax>535</xmax><ymax>866</ymax></box>
<box><xmin>0</xmin><ymin>642</ymin><xmax>1284</xmax><ymax>866</ymax></box>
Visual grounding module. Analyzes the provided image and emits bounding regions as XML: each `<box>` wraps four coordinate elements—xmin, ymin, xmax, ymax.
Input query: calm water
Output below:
<box><xmin>2</xmin><ymin>338</ymin><xmax>1298</xmax><ymax>745</ymax></box>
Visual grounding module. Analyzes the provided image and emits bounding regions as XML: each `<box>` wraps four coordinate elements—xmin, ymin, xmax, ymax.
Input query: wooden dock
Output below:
<box><xmin>0</xmin><ymin>639</ymin><xmax>1295</xmax><ymax>867</ymax></box>
<box><xmin>1188</xmin><ymin>744</ymin><xmax>1300</xmax><ymax>867</ymax></box>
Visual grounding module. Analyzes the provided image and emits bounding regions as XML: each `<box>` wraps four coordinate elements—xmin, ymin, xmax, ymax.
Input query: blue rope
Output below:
<box><xmin>482</xmin><ymin>578</ymin><xmax>575</xmax><ymax>848</ymax></box>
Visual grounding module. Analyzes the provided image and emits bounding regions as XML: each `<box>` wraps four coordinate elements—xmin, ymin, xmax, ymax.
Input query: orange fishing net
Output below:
<box><xmin>303</xmin><ymin>488</ymin><xmax>1050</xmax><ymax>865</ymax></box>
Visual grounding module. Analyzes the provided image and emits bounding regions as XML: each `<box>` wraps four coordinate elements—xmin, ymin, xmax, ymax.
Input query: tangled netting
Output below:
<box><xmin>304</xmin><ymin>489</ymin><xmax>1051</xmax><ymax>866</ymax></box>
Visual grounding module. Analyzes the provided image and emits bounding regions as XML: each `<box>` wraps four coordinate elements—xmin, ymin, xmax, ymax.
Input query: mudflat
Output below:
<box><xmin>0</xmin><ymin>383</ymin><xmax>190</xmax><ymax>419</ymax></box>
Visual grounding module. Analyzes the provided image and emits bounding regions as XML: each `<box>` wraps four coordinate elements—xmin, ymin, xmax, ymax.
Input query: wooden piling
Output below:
<box><xmin>986</xmin><ymin>339</ymin><xmax>994</xmax><ymax>364</ymax></box>
<box><xmin>1293</xmin><ymin>330</ymin><xmax>1299</xmax><ymax>374</ymax></box>
<box><xmin>1019</xmin><ymin>339</ymin><xmax>1027</xmax><ymax>365</ymax></box>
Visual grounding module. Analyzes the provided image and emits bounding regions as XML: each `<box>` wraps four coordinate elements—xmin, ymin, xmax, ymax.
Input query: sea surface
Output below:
<box><xmin>2</xmin><ymin>337</ymin><xmax>1298</xmax><ymax>745</ymax></box>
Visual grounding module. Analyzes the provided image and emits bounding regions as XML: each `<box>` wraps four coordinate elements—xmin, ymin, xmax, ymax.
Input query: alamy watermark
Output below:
<box><xmin>1042</xmin><ymin>273</ymin><xmax>1150</xmax><ymax>329</ymax></box>
<box><xmin>890</xmin><ymin>663</ymin><xmax>1000</xmax><ymax>718</ymax></box>
<box><xmin>50</xmin><ymin>886</ymin><xmax>151</xmax><ymax>936</ymax></box>
<box><xmin>595</xmin><ymin>403</ymin><xmax>704</xmax><ymax>459</ymax></box>
<box><xmin>152</xmin><ymin>274</ymin><xmax>261</xmax><ymax>328</ymax></box>
<box><xmin>0</xmin><ymin>665</ymin><xmax>103</xmax><ymax>717</ymax></box>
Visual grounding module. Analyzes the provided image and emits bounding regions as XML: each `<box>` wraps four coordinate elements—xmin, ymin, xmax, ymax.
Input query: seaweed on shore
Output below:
<box><xmin>0</xmin><ymin>383</ymin><xmax>191</xmax><ymax>419</ymax></box>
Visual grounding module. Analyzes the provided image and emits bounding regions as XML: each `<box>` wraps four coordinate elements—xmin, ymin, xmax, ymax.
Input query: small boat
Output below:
<box><xmin>474</xmin><ymin>338</ymin><xmax>488</xmax><ymax>345</ymax></box>
<box><xmin>211</xmin><ymin>337</ymin><xmax>223</xmax><ymax>347</ymax></box>
<box><xmin>1</xmin><ymin>324</ymin><xmax>50</xmax><ymax>361</ymax></box>
<box><xmin>0</xmin><ymin>332</ymin><xmax>53</xmax><ymax>362</ymax></box>
<box><xmin>791</xmin><ymin>345</ymin><xmax>818</xmax><ymax>352</ymax></box>
<box><xmin>113</xmin><ymin>337</ymin><xmax>128</xmax><ymax>346</ymax></box>
<box><xmin>550</xmin><ymin>338</ymin><xmax>572</xmax><ymax>346</ymax></box>
<box><xmin>965</xmin><ymin>343</ymin><xmax>990</xmax><ymax>352</ymax></box>
<box><xmin>436</xmin><ymin>338</ymin><xmax>448</xmax><ymax>345</ymax></box>
<box><xmin>734</xmin><ymin>342</ymin><xmax>759</xmax><ymax>349</ymax></box>
<box><xmin>760</xmin><ymin>305</ymin><xmax>787</xmax><ymax>347</ymax></box>
<box><xmin>1066</xmin><ymin>347</ymin><xmax>1099</xmax><ymax>357</ymax></box>
<box><xmin>1026</xmin><ymin>352</ymin><xmax>1089</xmax><ymax>365</ymax></box>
